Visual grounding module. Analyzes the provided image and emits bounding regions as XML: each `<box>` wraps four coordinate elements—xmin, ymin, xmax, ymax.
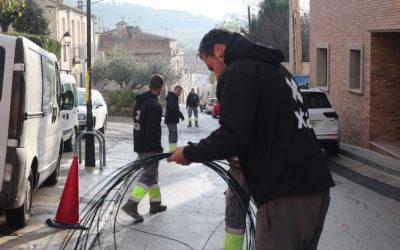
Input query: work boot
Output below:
<box><xmin>122</xmin><ymin>199</ymin><xmax>144</xmax><ymax>222</ymax></box>
<box><xmin>195</xmin><ymin>121</ymin><xmax>199</xmax><ymax>127</ymax></box>
<box><xmin>149</xmin><ymin>202</ymin><xmax>167</xmax><ymax>214</ymax></box>
<box><xmin>187</xmin><ymin>121</ymin><xmax>192</xmax><ymax>127</ymax></box>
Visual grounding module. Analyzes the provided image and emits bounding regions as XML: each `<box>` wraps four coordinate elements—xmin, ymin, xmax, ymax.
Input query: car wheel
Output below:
<box><xmin>45</xmin><ymin>145</ymin><xmax>62</xmax><ymax>186</ymax></box>
<box><xmin>64</xmin><ymin>128</ymin><xmax>76</xmax><ymax>152</ymax></box>
<box><xmin>5</xmin><ymin>173</ymin><xmax>32</xmax><ymax>228</ymax></box>
<box><xmin>99</xmin><ymin>116</ymin><xmax>107</xmax><ymax>134</ymax></box>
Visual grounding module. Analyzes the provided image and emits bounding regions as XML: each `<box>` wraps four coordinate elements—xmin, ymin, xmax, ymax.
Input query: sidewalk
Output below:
<box><xmin>328</xmin><ymin>143</ymin><xmax>400</xmax><ymax>201</ymax></box>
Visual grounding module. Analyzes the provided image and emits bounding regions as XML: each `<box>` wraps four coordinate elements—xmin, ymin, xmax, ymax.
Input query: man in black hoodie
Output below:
<box><xmin>165</xmin><ymin>85</ymin><xmax>185</xmax><ymax>152</ymax></box>
<box><xmin>169</xmin><ymin>29</ymin><xmax>334</xmax><ymax>249</ymax></box>
<box><xmin>122</xmin><ymin>74</ymin><xmax>167</xmax><ymax>223</ymax></box>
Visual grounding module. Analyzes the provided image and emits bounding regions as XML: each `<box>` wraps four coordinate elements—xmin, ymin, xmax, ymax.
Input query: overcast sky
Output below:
<box><xmin>112</xmin><ymin>0</ymin><xmax>310</xmax><ymax>21</ymax></box>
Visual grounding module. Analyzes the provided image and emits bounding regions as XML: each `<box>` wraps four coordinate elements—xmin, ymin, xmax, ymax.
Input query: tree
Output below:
<box><xmin>13</xmin><ymin>0</ymin><xmax>49</xmax><ymax>35</ymax></box>
<box><xmin>0</xmin><ymin>0</ymin><xmax>25</xmax><ymax>32</ymax></box>
<box><xmin>249</xmin><ymin>0</ymin><xmax>289</xmax><ymax>60</ymax></box>
<box><xmin>92</xmin><ymin>48</ymin><xmax>179</xmax><ymax>90</ymax></box>
<box><xmin>217</xmin><ymin>13</ymin><xmax>247</xmax><ymax>33</ymax></box>
<box><xmin>300</xmin><ymin>10</ymin><xmax>310</xmax><ymax>62</ymax></box>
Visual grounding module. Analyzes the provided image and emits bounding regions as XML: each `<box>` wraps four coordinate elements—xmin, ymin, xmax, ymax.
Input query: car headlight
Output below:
<box><xmin>78</xmin><ymin>114</ymin><xmax>86</xmax><ymax>120</ymax></box>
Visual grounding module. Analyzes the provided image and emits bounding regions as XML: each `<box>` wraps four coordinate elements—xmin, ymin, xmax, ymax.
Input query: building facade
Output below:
<box><xmin>99</xmin><ymin>21</ymin><xmax>188</xmax><ymax>98</ymax></box>
<box><xmin>310</xmin><ymin>0</ymin><xmax>400</xmax><ymax>157</ymax></box>
<box><xmin>41</xmin><ymin>0</ymin><xmax>97</xmax><ymax>86</ymax></box>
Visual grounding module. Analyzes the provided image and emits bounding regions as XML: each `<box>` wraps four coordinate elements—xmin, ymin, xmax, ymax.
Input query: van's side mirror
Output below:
<box><xmin>61</xmin><ymin>90</ymin><xmax>74</xmax><ymax>110</ymax></box>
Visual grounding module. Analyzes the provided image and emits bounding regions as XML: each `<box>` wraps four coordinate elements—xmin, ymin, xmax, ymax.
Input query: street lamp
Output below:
<box><xmin>60</xmin><ymin>31</ymin><xmax>72</xmax><ymax>46</ymax></box>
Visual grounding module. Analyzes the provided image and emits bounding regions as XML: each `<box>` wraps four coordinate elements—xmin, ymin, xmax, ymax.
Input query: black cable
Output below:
<box><xmin>62</xmin><ymin>153</ymin><xmax>256</xmax><ymax>250</ymax></box>
<box><xmin>201</xmin><ymin>218</ymin><xmax>225</xmax><ymax>250</ymax></box>
<box><xmin>115</xmin><ymin>220</ymin><xmax>194</xmax><ymax>250</ymax></box>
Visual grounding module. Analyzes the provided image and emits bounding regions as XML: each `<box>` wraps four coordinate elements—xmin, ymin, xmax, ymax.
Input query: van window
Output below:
<box><xmin>78</xmin><ymin>90</ymin><xmax>86</xmax><ymax>106</ymax></box>
<box><xmin>42</xmin><ymin>57</ymin><xmax>56</xmax><ymax>114</ymax></box>
<box><xmin>0</xmin><ymin>46</ymin><xmax>5</xmax><ymax>100</ymax></box>
<box><xmin>72</xmin><ymin>84</ymin><xmax>78</xmax><ymax>107</ymax></box>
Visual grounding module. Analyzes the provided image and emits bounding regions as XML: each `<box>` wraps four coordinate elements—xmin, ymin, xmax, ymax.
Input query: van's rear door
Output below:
<box><xmin>0</xmin><ymin>36</ymin><xmax>16</xmax><ymax>190</ymax></box>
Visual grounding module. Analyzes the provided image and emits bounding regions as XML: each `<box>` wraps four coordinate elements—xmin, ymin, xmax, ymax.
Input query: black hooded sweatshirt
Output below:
<box><xmin>165</xmin><ymin>91</ymin><xmax>184</xmax><ymax>124</ymax></box>
<box><xmin>184</xmin><ymin>33</ymin><xmax>334</xmax><ymax>207</ymax></box>
<box><xmin>133</xmin><ymin>91</ymin><xmax>163</xmax><ymax>153</ymax></box>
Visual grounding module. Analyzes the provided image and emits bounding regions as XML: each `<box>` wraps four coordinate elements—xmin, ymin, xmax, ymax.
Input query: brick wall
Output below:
<box><xmin>310</xmin><ymin>0</ymin><xmax>400</xmax><ymax>147</ymax></box>
<box><xmin>370</xmin><ymin>33</ymin><xmax>400</xmax><ymax>141</ymax></box>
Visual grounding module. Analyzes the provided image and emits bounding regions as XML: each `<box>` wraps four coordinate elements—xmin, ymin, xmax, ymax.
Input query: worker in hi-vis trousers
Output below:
<box><xmin>122</xmin><ymin>74</ymin><xmax>167</xmax><ymax>223</ymax></box>
<box><xmin>225</xmin><ymin>157</ymin><xmax>250</xmax><ymax>250</ymax></box>
<box><xmin>186</xmin><ymin>88</ymin><xmax>200</xmax><ymax>127</ymax></box>
<box><xmin>165</xmin><ymin>85</ymin><xmax>184</xmax><ymax>152</ymax></box>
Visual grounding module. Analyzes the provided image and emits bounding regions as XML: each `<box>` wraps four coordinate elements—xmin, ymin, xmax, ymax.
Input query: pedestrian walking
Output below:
<box><xmin>186</xmin><ymin>88</ymin><xmax>200</xmax><ymax>127</ymax></box>
<box><xmin>169</xmin><ymin>29</ymin><xmax>334</xmax><ymax>249</ymax></box>
<box><xmin>122</xmin><ymin>74</ymin><xmax>167</xmax><ymax>223</ymax></box>
<box><xmin>165</xmin><ymin>85</ymin><xmax>185</xmax><ymax>152</ymax></box>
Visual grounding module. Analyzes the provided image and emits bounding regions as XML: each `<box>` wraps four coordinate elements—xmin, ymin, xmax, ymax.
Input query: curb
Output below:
<box><xmin>327</xmin><ymin>157</ymin><xmax>400</xmax><ymax>202</ymax></box>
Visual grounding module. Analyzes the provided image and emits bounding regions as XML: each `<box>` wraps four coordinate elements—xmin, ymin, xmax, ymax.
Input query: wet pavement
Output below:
<box><xmin>0</xmin><ymin>109</ymin><xmax>400</xmax><ymax>249</ymax></box>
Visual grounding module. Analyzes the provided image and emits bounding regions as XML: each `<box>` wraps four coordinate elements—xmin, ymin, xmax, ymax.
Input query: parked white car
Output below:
<box><xmin>60</xmin><ymin>73</ymin><xmax>79</xmax><ymax>151</ymax></box>
<box><xmin>301</xmin><ymin>88</ymin><xmax>340</xmax><ymax>155</ymax></box>
<box><xmin>77</xmin><ymin>87</ymin><xmax>108</xmax><ymax>133</ymax></box>
<box><xmin>206</xmin><ymin>97</ymin><xmax>217</xmax><ymax>114</ymax></box>
<box><xmin>0</xmin><ymin>35</ymin><xmax>74</xmax><ymax>227</ymax></box>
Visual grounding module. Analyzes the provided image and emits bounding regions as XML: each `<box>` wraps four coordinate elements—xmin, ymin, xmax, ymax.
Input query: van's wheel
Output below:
<box><xmin>99</xmin><ymin>116</ymin><xmax>107</xmax><ymax>134</ymax></box>
<box><xmin>5</xmin><ymin>173</ymin><xmax>32</xmax><ymax>228</ymax></box>
<box><xmin>45</xmin><ymin>146</ymin><xmax>62</xmax><ymax>186</ymax></box>
<box><xmin>64</xmin><ymin>128</ymin><xmax>76</xmax><ymax>152</ymax></box>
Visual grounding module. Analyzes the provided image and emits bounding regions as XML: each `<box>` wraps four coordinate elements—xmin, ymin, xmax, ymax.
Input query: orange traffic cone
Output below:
<box><xmin>46</xmin><ymin>155</ymin><xmax>87</xmax><ymax>230</ymax></box>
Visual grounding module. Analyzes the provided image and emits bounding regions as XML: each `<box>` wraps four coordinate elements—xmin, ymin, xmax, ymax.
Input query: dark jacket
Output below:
<box><xmin>184</xmin><ymin>33</ymin><xmax>334</xmax><ymax>207</ymax></box>
<box><xmin>186</xmin><ymin>92</ymin><xmax>200</xmax><ymax>108</ymax></box>
<box><xmin>165</xmin><ymin>91</ymin><xmax>184</xmax><ymax>124</ymax></box>
<box><xmin>133</xmin><ymin>91</ymin><xmax>163</xmax><ymax>153</ymax></box>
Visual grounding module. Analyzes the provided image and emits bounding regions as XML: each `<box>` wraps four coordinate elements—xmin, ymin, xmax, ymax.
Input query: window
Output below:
<box><xmin>0</xmin><ymin>46</ymin><xmax>5</xmax><ymax>101</ymax></box>
<box><xmin>348</xmin><ymin>44</ymin><xmax>363</xmax><ymax>94</ymax></box>
<box><xmin>78</xmin><ymin>90</ymin><xmax>86</xmax><ymax>106</ymax></box>
<box><xmin>42</xmin><ymin>57</ymin><xmax>56</xmax><ymax>114</ymax></box>
<box><xmin>63</xmin><ymin>45</ymin><xmax>67</xmax><ymax>62</ymax></box>
<box><xmin>315</xmin><ymin>43</ymin><xmax>329</xmax><ymax>90</ymax></box>
<box><xmin>301</xmin><ymin>92</ymin><xmax>332</xmax><ymax>109</ymax></box>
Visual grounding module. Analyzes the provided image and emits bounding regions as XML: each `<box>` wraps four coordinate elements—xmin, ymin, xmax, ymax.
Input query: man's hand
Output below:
<box><xmin>168</xmin><ymin>147</ymin><xmax>191</xmax><ymax>165</ymax></box>
<box><xmin>181</xmin><ymin>117</ymin><xmax>185</xmax><ymax>121</ymax></box>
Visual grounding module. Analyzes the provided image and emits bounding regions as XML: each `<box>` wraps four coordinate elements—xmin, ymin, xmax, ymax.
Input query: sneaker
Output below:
<box><xmin>122</xmin><ymin>200</ymin><xmax>144</xmax><ymax>222</ymax></box>
<box><xmin>149</xmin><ymin>203</ymin><xmax>167</xmax><ymax>214</ymax></box>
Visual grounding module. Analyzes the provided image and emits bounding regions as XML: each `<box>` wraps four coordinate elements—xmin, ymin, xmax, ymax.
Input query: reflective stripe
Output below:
<box><xmin>131</xmin><ymin>183</ymin><xmax>149</xmax><ymax>201</ymax></box>
<box><xmin>169</xmin><ymin>143</ymin><xmax>177</xmax><ymax>152</ymax></box>
<box><xmin>194</xmin><ymin>117</ymin><xmax>198</xmax><ymax>121</ymax></box>
<box><xmin>149</xmin><ymin>185</ymin><xmax>161</xmax><ymax>202</ymax></box>
<box><xmin>224</xmin><ymin>231</ymin><xmax>245</xmax><ymax>250</ymax></box>
<box><xmin>225</xmin><ymin>226</ymin><xmax>245</xmax><ymax>235</ymax></box>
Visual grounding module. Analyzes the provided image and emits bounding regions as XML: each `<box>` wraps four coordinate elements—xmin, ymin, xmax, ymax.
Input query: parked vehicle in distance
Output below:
<box><xmin>200</xmin><ymin>84</ymin><xmax>216</xmax><ymax>112</ymax></box>
<box><xmin>300</xmin><ymin>88</ymin><xmax>340</xmax><ymax>155</ymax></box>
<box><xmin>77</xmin><ymin>87</ymin><xmax>108</xmax><ymax>133</ymax></box>
<box><xmin>293</xmin><ymin>74</ymin><xmax>310</xmax><ymax>89</ymax></box>
<box><xmin>212</xmin><ymin>100</ymin><xmax>220</xmax><ymax>118</ymax></box>
<box><xmin>0</xmin><ymin>35</ymin><xmax>75</xmax><ymax>227</ymax></box>
<box><xmin>206</xmin><ymin>97</ymin><xmax>217</xmax><ymax>114</ymax></box>
<box><xmin>60</xmin><ymin>73</ymin><xmax>79</xmax><ymax>152</ymax></box>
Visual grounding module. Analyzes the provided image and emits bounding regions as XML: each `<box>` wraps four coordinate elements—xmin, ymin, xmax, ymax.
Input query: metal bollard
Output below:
<box><xmin>74</xmin><ymin>129</ymin><xmax>106</xmax><ymax>170</ymax></box>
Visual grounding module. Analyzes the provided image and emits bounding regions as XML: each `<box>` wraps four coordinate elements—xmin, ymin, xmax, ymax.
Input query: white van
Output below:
<box><xmin>60</xmin><ymin>73</ymin><xmax>79</xmax><ymax>151</ymax></box>
<box><xmin>0</xmin><ymin>35</ymin><xmax>74</xmax><ymax>227</ymax></box>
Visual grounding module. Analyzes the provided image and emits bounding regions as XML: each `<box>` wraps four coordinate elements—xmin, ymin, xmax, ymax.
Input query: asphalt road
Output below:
<box><xmin>0</xmin><ymin>110</ymin><xmax>399</xmax><ymax>249</ymax></box>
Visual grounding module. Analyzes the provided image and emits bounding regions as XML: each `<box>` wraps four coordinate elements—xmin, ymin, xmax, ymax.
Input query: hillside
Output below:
<box><xmin>64</xmin><ymin>0</ymin><xmax>217</xmax><ymax>48</ymax></box>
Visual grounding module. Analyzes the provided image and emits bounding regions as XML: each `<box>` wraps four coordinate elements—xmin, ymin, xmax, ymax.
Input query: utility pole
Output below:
<box><xmin>247</xmin><ymin>5</ymin><xmax>251</xmax><ymax>35</ymax></box>
<box><xmin>85</xmin><ymin>0</ymin><xmax>95</xmax><ymax>167</ymax></box>
<box><xmin>289</xmin><ymin>0</ymin><xmax>303</xmax><ymax>74</ymax></box>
